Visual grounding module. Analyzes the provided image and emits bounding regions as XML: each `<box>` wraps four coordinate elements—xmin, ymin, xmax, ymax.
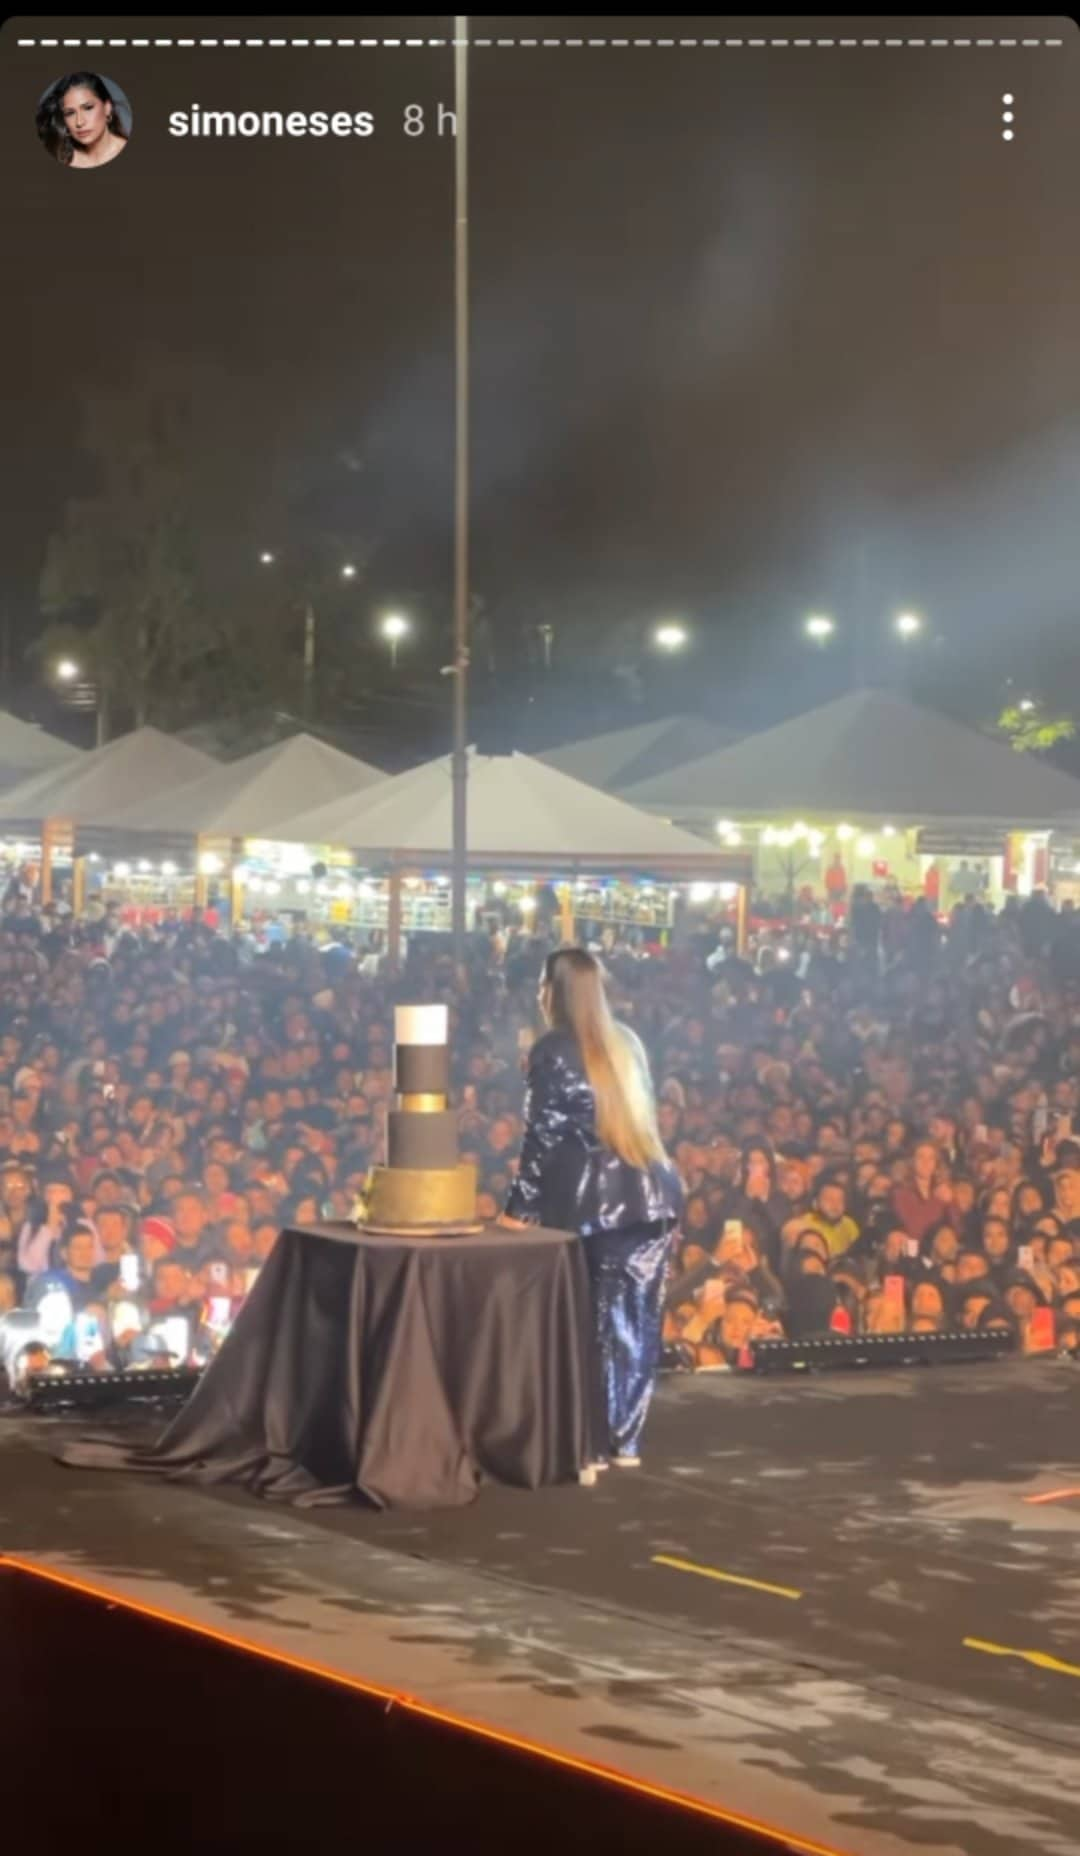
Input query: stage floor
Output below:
<box><xmin>4</xmin><ymin>1360</ymin><xmax>1080</xmax><ymax>1856</ymax></box>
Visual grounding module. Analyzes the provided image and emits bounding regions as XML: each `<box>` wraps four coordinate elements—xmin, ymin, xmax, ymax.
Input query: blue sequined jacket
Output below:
<box><xmin>504</xmin><ymin>1028</ymin><xmax>684</xmax><ymax>1236</ymax></box>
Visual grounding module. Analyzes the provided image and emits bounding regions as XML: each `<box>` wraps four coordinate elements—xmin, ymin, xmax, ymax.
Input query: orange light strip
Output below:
<box><xmin>1</xmin><ymin>1553</ymin><xmax>851</xmax><ymax>1856</ymax></box>
<box><xmin>1022</xmin><ymin>1487</ymin><xmax>1080</xmax><ymax>1505</ymax></box>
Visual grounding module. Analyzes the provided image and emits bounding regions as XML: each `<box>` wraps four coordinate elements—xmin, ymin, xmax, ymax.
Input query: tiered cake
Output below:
<box><xmin>363</xmin><ymin>1005</ymin><xmax>479</xmax><ymax>1233</ymax></box>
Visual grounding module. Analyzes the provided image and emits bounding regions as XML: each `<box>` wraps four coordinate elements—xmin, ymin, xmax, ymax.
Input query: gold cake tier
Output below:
<box><xmin>365</xmin><ymin>1162</ymin><xmax>478</xmax><ymax>1229</ymax></box>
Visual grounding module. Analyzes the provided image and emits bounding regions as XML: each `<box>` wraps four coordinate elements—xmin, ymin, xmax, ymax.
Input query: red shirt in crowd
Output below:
<box><xmin>890</xmin><ymin>1183</ymin><xmax>950</xmax><ymax>1245</ymax></box>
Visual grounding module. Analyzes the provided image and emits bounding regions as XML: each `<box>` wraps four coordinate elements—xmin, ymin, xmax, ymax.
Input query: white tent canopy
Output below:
<box><xmin>272</xmin><ymin>748</ymin><xmax>724</xmax><ymax>870</ymax></box>
<box><xmin>86</xmin><ymin>732</ymin><xmax>384</xmax><ymax>838</ymax></box>
<box><xmin>0</xmin><ymin>712</ymin><xmax>80</xmax><ymax>791</ymax></box>
<box><xmin>537</xmin><ymin>714</ymin><xmax>738</xmax><ymax>793</ymax></box>
<box><xmin>619</xmin><ymin>690</ymin><xmax>1080</xmax><ymax>828</ymax></box>
<box><xmin>0</xmin><ymin>727</ymin><xmax>216</xmax><ymax>827</ymax></box>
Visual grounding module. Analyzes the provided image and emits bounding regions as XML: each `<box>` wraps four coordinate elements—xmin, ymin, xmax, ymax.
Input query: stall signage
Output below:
<box><xmin>916</xmin><ymin>829</ymin><xmax>1007</xmax><ymax>857</ymax></box>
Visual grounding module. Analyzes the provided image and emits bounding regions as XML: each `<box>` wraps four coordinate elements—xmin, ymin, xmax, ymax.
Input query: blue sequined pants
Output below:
<box><xmin>582</xmin><ymin>1223</ymin><xmax>671</xmax><ymax>1460</ymax></box>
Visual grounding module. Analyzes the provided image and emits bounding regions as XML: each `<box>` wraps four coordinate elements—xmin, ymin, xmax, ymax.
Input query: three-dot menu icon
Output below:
<box><xmin>1002</xmin><ymin>94</ymin><xmax>1015</xmax><ymax>141</ymax></box>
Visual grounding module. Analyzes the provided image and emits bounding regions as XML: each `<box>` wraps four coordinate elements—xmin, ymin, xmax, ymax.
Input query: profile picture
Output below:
<box><xmin>36</xmin><ymin>71</ymin><xmax>132</xmax><ymax>169</ymax></box>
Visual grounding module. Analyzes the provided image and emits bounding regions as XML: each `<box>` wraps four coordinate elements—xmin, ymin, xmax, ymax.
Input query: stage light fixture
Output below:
<box><xmin>743</xmin><ymin>1328</ymin><xmax>1016</xmax><ymax>1374</ymax></box>
<box><xmin>18</xmin><ymin>1365</ymin><xmax>202</xmax><ymax>1413</ymax></box>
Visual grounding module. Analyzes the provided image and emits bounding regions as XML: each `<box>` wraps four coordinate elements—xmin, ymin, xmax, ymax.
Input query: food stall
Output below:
<box><xmin>265</xmin><ymin>748</ymin><xmax>751</xmax><ymax>963</ymax></box>
<box><xmin>618</xmin><ymin>690</ymin><xmax>1080</xmax><ymax>914</ymax></box>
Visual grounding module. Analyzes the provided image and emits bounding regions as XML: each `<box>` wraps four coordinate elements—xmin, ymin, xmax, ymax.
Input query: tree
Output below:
<box><xmin>36</xmin><ymin>347</ymin><xmax>389</xmax><ymax>737</ymax></box>
<box><xmin>37</xmin><ymin>348</ymin><xmax>239</xmax><ymax>736</ymax></box>
<box><xmin>995</xmin><ymin>701</ymin><xmax>1077</xmax><ymax>754</ymax></box>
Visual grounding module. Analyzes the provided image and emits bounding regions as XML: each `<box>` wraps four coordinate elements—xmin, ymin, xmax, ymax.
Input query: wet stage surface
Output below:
<box><xmin>4</xmin><ymin>1359</ymin><xmax>1080</xmax><ymax>1855</ymax></box>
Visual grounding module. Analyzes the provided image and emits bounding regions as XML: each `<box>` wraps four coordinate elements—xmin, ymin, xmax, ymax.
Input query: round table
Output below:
<box><xmin>62</xmin><ymin>1221</ymin><xmax>596</xmax><ymax>1510</ymax></box>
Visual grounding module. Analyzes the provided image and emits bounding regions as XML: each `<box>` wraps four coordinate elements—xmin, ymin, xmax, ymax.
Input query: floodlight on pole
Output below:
<box><xmin>55</xmin><ymin>659</ymin><xmax>80</xmax><ymax>683</ymax></box>
<box><xmin>259</xmin><ymin>551</ymin><xmax>275</xmax><ymax>566</ymax></box>
<box><xmin>804</xmin><ymin>614</ymin><xmax>835</xmax><ymax>642</ymax></box>
<box><xmin>653</xmin><ymin>622</ymin><xmax>689</xmax><ymax>653</ymax></box>
<box><xmin>341</xmin><ymin>563</ymin><xmax>358</xmax><ymax>580</ymax></box>
<box><xmin>380</xmin><ymin>611</ymin><xmax>411</xmax><ymax>669</ymax></box>
<box><xmin>895</xmin><ymin>611</ymin><xmax>923</xmax><ymax>638</ymax></box>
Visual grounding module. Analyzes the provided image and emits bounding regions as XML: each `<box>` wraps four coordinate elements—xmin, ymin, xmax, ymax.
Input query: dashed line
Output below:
<box><xmin>965</xmin><ymin>1637</ymin><xmax>1080</xmax><ymax>1680</ymax></box>
<box><xmin>13</xmin><ymin>36</ymin><xmax>1067</xmax><ymax>49</ymax></box>
<box><xmin>652</xmin><ymin>1553</ymin><xmax>802</xmax><ymax>1600</ymax></box>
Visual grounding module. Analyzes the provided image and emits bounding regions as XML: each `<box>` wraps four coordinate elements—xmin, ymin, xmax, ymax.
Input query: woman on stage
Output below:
<box><xmin>499</xmin><ymin>948</ymin><xmax>682</xmax><ymax>1470</ymax></box>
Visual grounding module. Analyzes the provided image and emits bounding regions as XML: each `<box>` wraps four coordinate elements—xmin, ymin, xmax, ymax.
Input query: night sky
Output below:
<box><xmin>3</xmin><ymin>14</ymin><xmax>1079</xmax><ymax>755</ymax></box>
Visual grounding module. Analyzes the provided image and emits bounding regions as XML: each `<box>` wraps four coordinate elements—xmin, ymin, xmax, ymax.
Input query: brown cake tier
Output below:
<box><xmin>388</xmin><ymin>1108</ymin><xmax>460</xmax><ymax>1171</ymax></box>
<box><xmin>365</xmin><ymin>1163</ymin><xmax>477</xmax><ymax>1229</ymax></box>
<box><xmin>395</xmin><ymin>1044</ymin><xmax>450</xmax><ymax>1096</ymax></box>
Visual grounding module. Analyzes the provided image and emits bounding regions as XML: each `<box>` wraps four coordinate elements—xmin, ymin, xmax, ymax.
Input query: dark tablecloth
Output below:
<box><xmin>59</xmin><ymin>1222</ymin><xmax>596</xmax><ymax>1509</ymax></box>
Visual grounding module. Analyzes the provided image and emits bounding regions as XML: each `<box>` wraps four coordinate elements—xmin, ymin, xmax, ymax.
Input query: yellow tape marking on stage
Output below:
<box><xmin>964</xmin><ymin>1637</ymin><xmax>1080</xmax><ymax>1680</ymax></box>
<box><xmin>652</xmin><ymin>1554</ymin><xmax>802</xmax><ymax>1601</ymax></box>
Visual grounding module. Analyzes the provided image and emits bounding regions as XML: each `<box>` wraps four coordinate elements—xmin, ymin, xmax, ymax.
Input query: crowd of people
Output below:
<box><xmin>661</xmin><ymin>889</ymin><xmax>1080</xmax><ymax>1365</ymax></box>
<box><xmin>2</xmin><ymin>882</ymin><xmax>1080</xmax><ymax>1393</ymax></box>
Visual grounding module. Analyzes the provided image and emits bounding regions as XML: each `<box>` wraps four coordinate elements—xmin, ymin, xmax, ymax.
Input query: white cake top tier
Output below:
<box><xmin>395</xmin><ymin>1004</ymin><xmax>448</xmax><ymax>1047</ymax></box>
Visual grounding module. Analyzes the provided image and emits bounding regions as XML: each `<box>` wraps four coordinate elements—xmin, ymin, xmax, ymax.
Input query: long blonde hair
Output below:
<box><xmin>542</xmin><ymin>948</ymin><xmax>666</xmax><ymax>1171</ymax></box>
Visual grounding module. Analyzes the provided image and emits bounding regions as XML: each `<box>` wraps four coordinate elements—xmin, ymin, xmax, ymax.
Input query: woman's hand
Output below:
<box><xmin>496</xmin><ymin>1212</ymin><xmax>531</xmax><ymax>1230</ymax></box>
<box><xmin>1030</xmin><ymin>1261</ymin><xmax>1056</xmax><ymax>1302</ymax></box>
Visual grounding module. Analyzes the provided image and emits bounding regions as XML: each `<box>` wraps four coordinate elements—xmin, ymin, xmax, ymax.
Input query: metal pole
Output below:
<box><xmin>302</xmin><ymin>602</ymin><xmax>316</xmax><ymax>722</ymax></box>
<box><xmin>451</xmin><ymin>14</ymin><xmax>470</xmax><ymax>964</ymax></box>
<box><xmin>853</xmin><ymin>537</ymin><xmax>868</xmax><ymax>691</ymax></box>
